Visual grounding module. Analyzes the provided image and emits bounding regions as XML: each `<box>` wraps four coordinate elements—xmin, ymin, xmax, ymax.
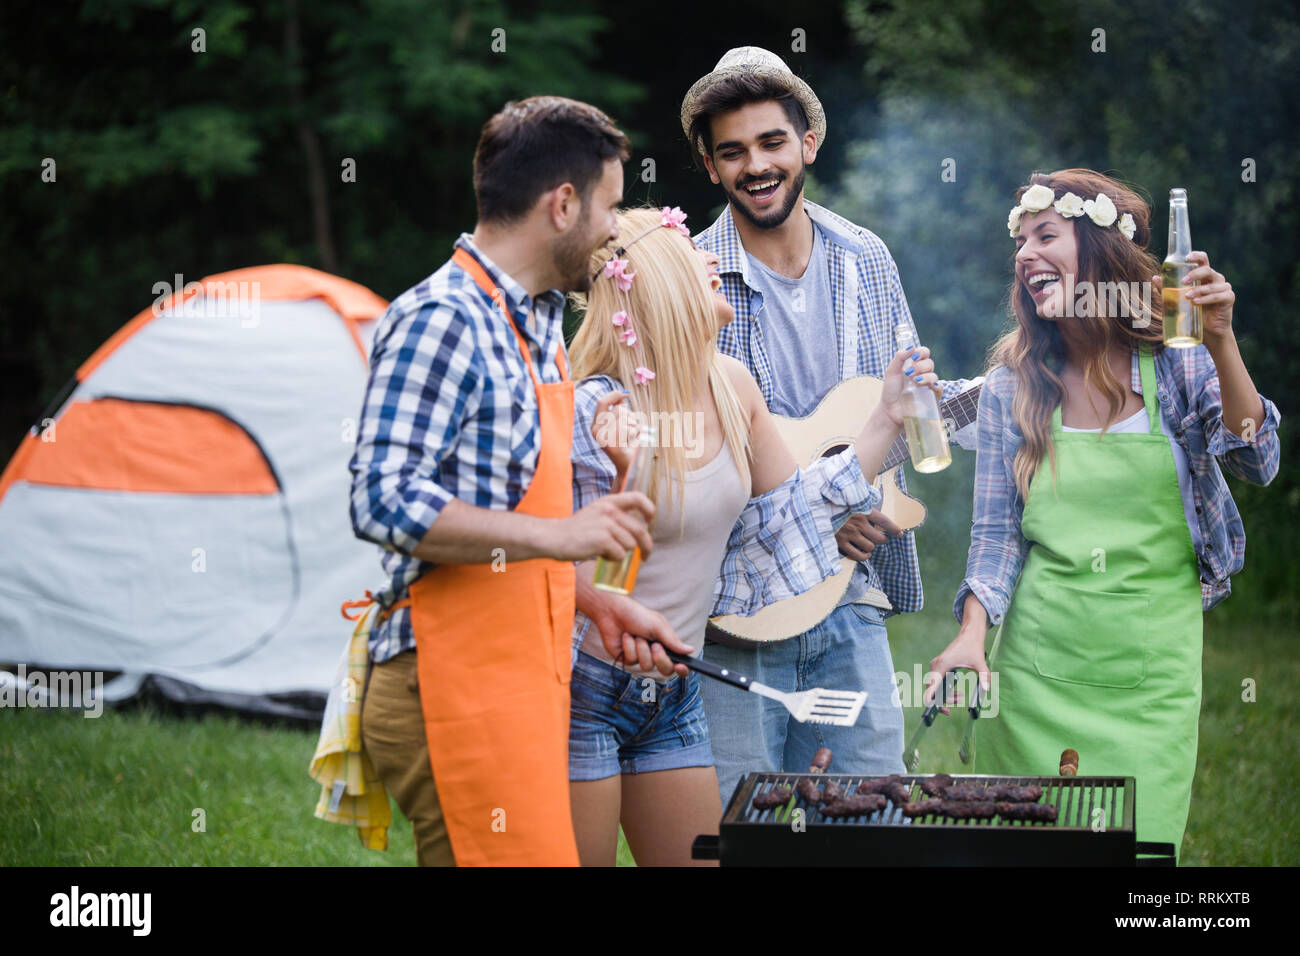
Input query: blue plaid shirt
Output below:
<box><xmin>693</xmin><ymin>200</ymin><xmax>976</xmax><ymax>616</ymax></box>
<box><xmin>568</xmin><ymin>374</ymin><xmax>881</xmax><ymax>659</ymax></box>
<box><xmin>349</xmin><ymin>235</ymin><xmax>567</xmax><ymax>662</ymax></box>
<box><xmin>955</xmin><ymin>346</ymin><xmax>1281</xmax><ymax>624</ymax></box>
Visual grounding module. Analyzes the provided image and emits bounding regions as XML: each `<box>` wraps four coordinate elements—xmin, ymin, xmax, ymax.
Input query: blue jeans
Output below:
<box><xmin>568</xmin><ymin>651</ymin><xmax>715</xmax><ymax>781</ymax></box>
<box><xmin>700</xmin><ymin>602</ymin><xmax>904</xmax><ymax>810</ymax></box>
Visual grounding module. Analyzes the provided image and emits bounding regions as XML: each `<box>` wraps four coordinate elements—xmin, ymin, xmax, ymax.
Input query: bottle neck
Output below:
<box><xmin>1167</xmin><ymin>199</ymin><xmax>1193</xmax><ymax>261</ymax></box>
<box><xmin>624</xmin><ymin>435</ymin><xmax>657</xmax><ymax>495</ymax></box>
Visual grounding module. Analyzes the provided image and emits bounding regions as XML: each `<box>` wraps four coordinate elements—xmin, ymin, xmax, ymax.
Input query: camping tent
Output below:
<box><xmin>0</xmin><ymin>265</ymin><xmax>389</xmax><ymax>719</ymax></box>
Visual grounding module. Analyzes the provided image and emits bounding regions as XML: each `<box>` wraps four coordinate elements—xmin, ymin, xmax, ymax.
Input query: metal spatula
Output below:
<box><xmin>665</xmin><ymin>650</ymin><xmax>867</xmax><ymax>726</ymax></box>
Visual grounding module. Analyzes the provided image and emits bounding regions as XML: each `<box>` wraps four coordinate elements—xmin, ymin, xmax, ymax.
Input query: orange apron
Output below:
<box><xmin>402</xmin><ymin>248</ymin><xmax>578</xmax><ymax>866</ymax></box>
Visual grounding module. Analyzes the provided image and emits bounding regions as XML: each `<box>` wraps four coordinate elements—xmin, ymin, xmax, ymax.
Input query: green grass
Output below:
<box><xmin>0</xmin><ymin>696</ymin><xmax>644</xmax><ymax>866</ymax></box>
<box><xmin>0</xmin><ymin>703</ymin><xmax>413</xmax><ymax>866</ymax></box>
<box><xmin>2</xmin><ymin>609</ymin><xmax>1292</xmax><ymax>865</ymax></box>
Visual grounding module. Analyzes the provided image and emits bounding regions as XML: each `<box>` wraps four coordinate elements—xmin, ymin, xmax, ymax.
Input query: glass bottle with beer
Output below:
<box><xmin>592</xmin><ymin>425</ymin><xmax>657</xmax><ymax>595</ymax></box>
<box><xmin>1162</xmin><ymin>187</ymin><xmax>1203</xmax><ymax>348</ymax></box>
<box><xmin>894</xmin><ymin>324</ymin><xmax>951</xmax><ymax>473</ymax></box>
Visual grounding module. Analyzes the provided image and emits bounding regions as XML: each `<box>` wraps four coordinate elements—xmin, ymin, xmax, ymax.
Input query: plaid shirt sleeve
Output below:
<box><xmin>711</xmin><ymin>449</ymin><xmax>881</xmax><ymax>617</ymax></box>
<box><xmin>953</xmin><ymin>367</ymin><xmax>1028</xmax><ymax>625</ymax></box>
<box><xmin>1187</xmin><ymin>350</ymin><xmax>1281</xmax><ymax>485</ymax></box>
<box><xmin>349</xmin><ymin>296</ymin><xmax>482</xmax><ymax>555</ymax></box>
<box><xmin>570</xmin><ymin>375</ymin><xmax>622</xmax><ymax>510</ymax></box>
<box><xmin>569</xmin><ymin>375</ymin><xmax>624</xmax><ymax>661</ymax></box>
<box><xmin>868</xmin><ymin>248</ymin><xmax>982</xmax><ymax>612</ymax></box>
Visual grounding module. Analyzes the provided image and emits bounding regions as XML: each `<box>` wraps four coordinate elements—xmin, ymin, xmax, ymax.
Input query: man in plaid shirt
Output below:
<box><xmin>682</xmin><ymin>48</ymin><xmax>979</xmax><ymax>805</ymax></box>
<box><xmin>349</xmin><ymin>97</ymin><xmax>692</xmax><ymax>865</ymax></box>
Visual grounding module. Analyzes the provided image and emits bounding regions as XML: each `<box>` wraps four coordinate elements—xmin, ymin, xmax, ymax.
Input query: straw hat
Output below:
<box><xmin>680</xmin><ymin>46</ymin><xmax>826</xmax><ymax>155</ymax></box>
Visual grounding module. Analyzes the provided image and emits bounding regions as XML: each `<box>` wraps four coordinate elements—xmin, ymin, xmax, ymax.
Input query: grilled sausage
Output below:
<box><xmin>996</xmin><ymin>801</ymin><xmax>1059</xmax><ymax>822</ymax></box>
<box><xmin>943</xmin><ymin>783</ymin><xmax>999</xmax><ymax>802</ymax></box>
<box><xmin>820</xmin><ymin>793</ymin><xmax>886</xmax><ymax>818</ymax></box>
<box><xmin>920</xmin><ymin>773</ymin><xmax>953</xmax><ymax>797</ymax></box>
<box><xmin>790</xmin><ymin>750</ymin><xmax>834</xmax><ymax>806</ymax></box>
<box><xmin>752</xmin><ymin>786</ymin><xmax>793</xmax><ymax>811</ymax></box>
<box><xmin>882</xmin><ymin>775</ymin><xmax>912</xmax><ymax>806</ymax></box>
<box><xmin>1059</xmin><ymin>749</ymin><xmax>1079</xmax><ymax>777</ymax></box>
<box><xmin>796</xmin><ymin>777</ymin><xmax>823</xmax><ymax>805</ymax></box>
<box><xmin>902</xmin><ymin>798</ymin><xmax>944</xmax><ymax>817</ymax></box>
<box><xmin>855</xmin><ymin>778</ymin><xmax>889</xmax><ymax>796</ymax></box>
<box><xmin>820</xmin><ymin>778</ymin><xmax>844</xmax><ymax>804</ymax></box>
<box><xmin>991</xmin><ymin>784</ymin><xmax>1044</xmax><ymax>803</ymax></box>
<box><xmin>940</xmin><ymin>800</ymin><xmax>997</xmax><ymax>819</ymax></box>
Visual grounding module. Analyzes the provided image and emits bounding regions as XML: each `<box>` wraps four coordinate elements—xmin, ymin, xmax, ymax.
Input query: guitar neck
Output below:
<box><xmin>880</xmin><ymin>385</ymin><xmax>982</xmax><ymax>472</ymax></box>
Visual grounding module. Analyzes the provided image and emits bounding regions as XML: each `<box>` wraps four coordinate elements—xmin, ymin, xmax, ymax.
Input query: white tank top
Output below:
<box><xmin>580</xmin><ymin>438</ymin><xmax>750</xmax><ymax>680</ymax></box>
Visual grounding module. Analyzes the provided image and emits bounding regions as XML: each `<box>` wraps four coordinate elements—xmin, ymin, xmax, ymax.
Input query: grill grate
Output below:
<box><xmin>731</xmin><ymin>773</ymin><xmax>1132</xmax><ymax>831</ymax></box>
<box><xmin>703</xmin><ymin>773</ymin><xmax>1145</xmax><ymax>866</ymax></box>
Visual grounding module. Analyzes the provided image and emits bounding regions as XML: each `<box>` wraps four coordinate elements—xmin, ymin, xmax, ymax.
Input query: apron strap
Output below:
<box><xmin>341</xmin><ymin>591</ymin><xmax>378</xmax><ymax>621</ymax></box>
<box><xmin>340</xmin><ymin>591</ymin><xmax>410</xmax><ymax>625</ymax></box>
<box><xmin>1137</xmin><ymin>347</ymin><xmax>1162</xmax><ymax>435</ymax></box>
<box><xmin>450</xmin><ymin>247</ymin><xmax>569</xmax><ymax>387</ymax></box>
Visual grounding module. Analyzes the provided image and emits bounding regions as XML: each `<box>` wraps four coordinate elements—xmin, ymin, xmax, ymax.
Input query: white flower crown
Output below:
<box><xmin>1009</xmin><ymin>183</ymin><xmax>1137</xmax><ymax>241</ymax></box>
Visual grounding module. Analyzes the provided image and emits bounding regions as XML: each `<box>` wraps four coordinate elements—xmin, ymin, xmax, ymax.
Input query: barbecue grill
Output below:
<box><xmin>691</xmin><ymin>773</ymin><xmax>1176</xmax><ymax>866</ymax></box>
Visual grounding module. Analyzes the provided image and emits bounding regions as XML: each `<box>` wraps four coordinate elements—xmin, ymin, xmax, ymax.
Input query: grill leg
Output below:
<box><xmin>691</xmin><ymin>834</ymin><xmax>720</xmax><ymax>861</ymax></box>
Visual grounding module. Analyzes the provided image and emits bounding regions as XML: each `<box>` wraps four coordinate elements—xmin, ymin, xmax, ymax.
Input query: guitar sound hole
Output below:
<box><xmin>821</xmin><ymin>443</ymin><xmax>850</xmax><ymax>459</ymax></box>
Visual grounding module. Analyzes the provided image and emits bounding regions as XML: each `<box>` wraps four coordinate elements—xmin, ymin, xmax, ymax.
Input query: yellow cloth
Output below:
<box><xmin>309</xmin><ymin>605</ymin><xmax>391</xmax><ymax>850</ymax></box>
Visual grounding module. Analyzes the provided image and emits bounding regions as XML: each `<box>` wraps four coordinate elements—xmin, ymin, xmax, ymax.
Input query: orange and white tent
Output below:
<box><xmin>0</xmin><ymin>265</ymin><xmax>388</xmax><ymax>718</ymax></box>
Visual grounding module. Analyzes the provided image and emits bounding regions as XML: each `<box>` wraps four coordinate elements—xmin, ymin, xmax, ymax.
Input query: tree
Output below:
<box><xmin>830</xmin><ymin>0</ymin><xmax>1300</xmax><ymax>618</ymax></box>
<box><xmin>0</xmin><ymin>0</ymin><xmax>644</xmax><ymax>458</ymax></box>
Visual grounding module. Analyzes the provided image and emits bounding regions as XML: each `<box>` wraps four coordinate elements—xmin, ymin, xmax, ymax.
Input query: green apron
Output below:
<box><xmin>975</xmin><ymin>349</ymin><xmax>1203</xmax><ymax>856</ymax></box>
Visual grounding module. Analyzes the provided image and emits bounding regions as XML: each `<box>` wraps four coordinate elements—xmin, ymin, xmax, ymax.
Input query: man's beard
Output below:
<box><xmin>553</xmin><ymin>207</ymin><xmax>598</xmax><ymax>294</ymax></box>
<box><xmin>727</xmin><ymin>164</ymin><xmax>805</xmax><ymax>230</ymax></box>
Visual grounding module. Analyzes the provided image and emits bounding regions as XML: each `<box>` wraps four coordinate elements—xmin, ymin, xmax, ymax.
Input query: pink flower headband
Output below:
<box><xmin>591</xmin><ymin>206</ymin><xmax>692</xmax><ymax>386</ymax></box>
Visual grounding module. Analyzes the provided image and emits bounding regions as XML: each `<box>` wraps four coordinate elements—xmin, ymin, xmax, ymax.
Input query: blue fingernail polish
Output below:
<box><xmin>904</xmin><ymin>369</ymin><xmax>914</xmax><ymax>376</ymax></box>
<box><xmin>912</xmin><ymin>351</ymin><xmax>921</xmax><ymax>360</ymax></box>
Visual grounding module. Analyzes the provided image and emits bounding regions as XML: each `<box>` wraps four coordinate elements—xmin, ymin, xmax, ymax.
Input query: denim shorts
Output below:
<box><xmin>568</xmin><ymin>650</ymin><xmax>715</xmax><ymax>781</ymax></box>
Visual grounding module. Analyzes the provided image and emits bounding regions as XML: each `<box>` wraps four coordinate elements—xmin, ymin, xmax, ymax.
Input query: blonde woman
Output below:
<box><xmin>565</xmin><ymin>206</ymin><xmax>943</xmax><ymax>866</ymax></box>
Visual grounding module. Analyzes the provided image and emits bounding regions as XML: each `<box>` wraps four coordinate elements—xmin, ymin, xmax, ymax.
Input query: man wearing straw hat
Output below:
<box><xmin>683</xmin><ymin>47</ymin><xmax>978</xmax><ymax>807</ymax></box>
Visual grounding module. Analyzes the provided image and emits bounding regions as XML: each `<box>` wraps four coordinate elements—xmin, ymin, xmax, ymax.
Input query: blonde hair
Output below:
<box><xmin>569</xmin><ymin>207</ymin><xmax>751</xmax><ymax>528</ymax></box>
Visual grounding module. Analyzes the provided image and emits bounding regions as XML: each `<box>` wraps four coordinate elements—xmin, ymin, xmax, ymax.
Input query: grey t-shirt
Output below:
<box><xmin>745</xmin><ymin>223</ymin><xmax>889</xmax><ymax>609</ymax></box>
<box><xmin>745</xmin><ymin>225</ymin><xmax>839</xmax><ymax>419</ymax></box>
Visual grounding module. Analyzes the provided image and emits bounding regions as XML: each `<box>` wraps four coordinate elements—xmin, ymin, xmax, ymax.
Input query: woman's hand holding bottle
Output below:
<box><xmin>877</xmin><ymin>346</ymin><xmax>941</xmax><ymax>429</ymax></box>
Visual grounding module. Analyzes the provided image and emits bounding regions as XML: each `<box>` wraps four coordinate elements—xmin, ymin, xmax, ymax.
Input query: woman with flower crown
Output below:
<box><xmin>925</xmin><ymin>169</ymin><xmax>1280</xmax><ymax>858</ymax></box>
<box><xmin>563</xmin><ymin>205</ymin><xmax>944</xmax><ymax>866</ymax></box>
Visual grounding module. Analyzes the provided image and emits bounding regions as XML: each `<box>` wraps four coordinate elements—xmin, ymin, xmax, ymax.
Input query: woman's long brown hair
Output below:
<box><xmin>991</xmin><ymin>169</ymin><xmax>1166</xmax><ymax>498</ymax></box>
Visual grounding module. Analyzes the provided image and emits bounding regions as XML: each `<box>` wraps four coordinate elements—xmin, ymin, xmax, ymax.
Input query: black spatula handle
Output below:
<box><xmin>665</xmin><ymin>649</ymin><xmax>754</xmax><ymax>692</ymax></box>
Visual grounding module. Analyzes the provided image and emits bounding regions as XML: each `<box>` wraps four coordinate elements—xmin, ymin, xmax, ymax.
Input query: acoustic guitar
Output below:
<box><xmin>708</xmin><ymin>378</ymin><xmax>982</xmax><ymax>647</ymax></box>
